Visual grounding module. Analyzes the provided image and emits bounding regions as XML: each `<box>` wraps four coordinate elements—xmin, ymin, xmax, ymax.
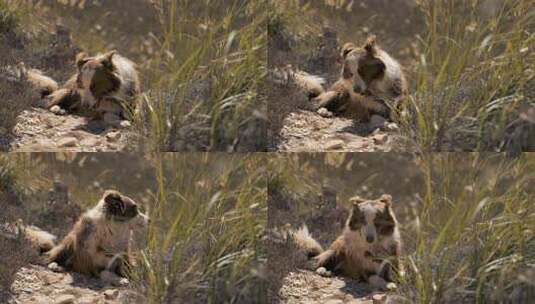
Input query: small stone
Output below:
<box><xmin>119</xmin><ymin>120</ymin><xmax>131</xmax><ymax>128</ymax></box>
<box><xmin>373</xmin><ymin>133</ymin><xmax>388</xmax><ymax>145</ymax></box>
<box><xmin>324</xmin><ymin>300</ymin><xmax>343</xmax><ymax>304</ymax></box>
<box><xmin>57</xmin><ymin>137</ymin><xmax>77</xmax><ymax>147</ymax></box>
<box><xmin>385</xmin><ymin>122</ymin><xmax>399</xmax><ymax>131</ymax></box>
<box><xmin>385</xmin><ymin>282</ymin><xmax>397</xmax><ymax>291</ymax></box>
<box><xmin>55</xmin><ymin>294</ymin><xmax>75</xmax><ymax>304</ymax></box>
<box><xmin>324</xmin><ymin>140</ymin><xmax>344</xmax><ymax>150</ymax></box>
<box><xmin>103</xmin><ymin>289</ymin><xmax>119</xmax><ymax>300</ymax></box>
<box><xmin>317</xmin><ymin>107</ymin><xmax>333</xmax><ymax>118</ymax></box>
<box><xmin>106</xmin><ymin>131</ymin><xmax>121</xmax><ymax>142</ymax></box>
<box><xmin>372</xmin><ymin>293</ymin><xmax>387</xmax><ymax>304</ymax></box>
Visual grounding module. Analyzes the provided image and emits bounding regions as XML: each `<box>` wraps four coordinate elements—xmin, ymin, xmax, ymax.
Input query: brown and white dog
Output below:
<box><xmin>292</xmin><ymin>194</ymin><xmax>402</xmax><ymax>290</ymax></box>
<box><xmin>21</xmin><ymin>190</ymin><xmax>149</xmax><ymax>286</ymax></box>
<box><xmin>289</xmin><ymin>36</ymin><xmax>408</xmax><ymax>121</ymax></box>
<box><xmin>37</xmin><ymin>50</ymin><xmax>140</xmax><ymax>125</ymax></box>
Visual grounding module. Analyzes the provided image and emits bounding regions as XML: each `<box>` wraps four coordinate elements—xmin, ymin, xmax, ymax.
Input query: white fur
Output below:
<box><xmin>290</xmin><ymin>70</ymin><xmax>326</xmax><ymax>96</ymax></box>
<box><xmin>291</xmin><ymin>225</ymin><xmax>324</xmax><ymax>254</ymax></box>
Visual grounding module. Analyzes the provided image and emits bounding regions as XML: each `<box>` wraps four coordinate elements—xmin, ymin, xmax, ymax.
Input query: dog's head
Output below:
<box><xmin>340</xmin><ymin>35</ymin><xmax>386</xmax><ymax>93</ymax></box>
<box><xmin>75</xmin><ymin>51</ymin><xmax>121</xmax><ymax>99</ymax></box>
<box><xmin>347</xmin><ymin>194</ymin><xmax>397</xmax><ymax>244</ymax></box>
<box><xmin>101</xmin><ymin>190</ymin><xmax>149</xmax><ymax>228</ymax></box>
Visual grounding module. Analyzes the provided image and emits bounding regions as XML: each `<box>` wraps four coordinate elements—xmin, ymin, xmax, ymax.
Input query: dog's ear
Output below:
<box><xmin>75</xmin><ymin>52</ymin><xmax>89</xmax><ymax>70</ymax></box>
<box><xmin>350</xmin><ymin>196</ymin><xmax>365</xmax><ymax>206</ymax></box>
<box><xmin>103</xmin><ymin>190</ymin><xmax>125</xmax><ymax>215</ymax></box>
<box><xmin>341</xmin><ymin>42</ymin><xmax>356</xmax><ymax>58</ymax></box>
<box><xmin>364</xmin><ymin>35</ymin><xmax>377</xmax><ymax>54</ymax></box>
<box><xmin>379</xmin><ymin>194</ymin><xmax>393</xmax><ymax>207</ymax></box>
<box><xmin>101</xmin><ymin>50</ymin><xmax>117</xmax><ymax>70</ymax></box>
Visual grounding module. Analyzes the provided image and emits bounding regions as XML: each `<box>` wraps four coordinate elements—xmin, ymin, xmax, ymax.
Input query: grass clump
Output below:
<box><xmin>401</xmin><ymin>153</ymin><xmax>535</xmax><ymax>303</ymax></box>
<box><xmin>404</xmin><ymin>0</ymin><xmax>534</xmax><ymax>152</ymax></box>
<box><xmin>139</xmin><ymin>0</ymin><xmax>267</xmax><ymax>152</ymax></box>
<box><xmin>138</xmin><ymin>153</ymin><xmax>267</xmax><ymax>303</ymax></box>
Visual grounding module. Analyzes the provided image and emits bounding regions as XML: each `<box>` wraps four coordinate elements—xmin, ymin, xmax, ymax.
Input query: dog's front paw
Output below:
<box><xmin>315</xmin><ymin>267</ymin><xmax>333</xmax><ymax>277</ymax></box>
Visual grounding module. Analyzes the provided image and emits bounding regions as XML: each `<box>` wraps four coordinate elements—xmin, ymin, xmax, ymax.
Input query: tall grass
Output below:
<box><xmin>138</xmin><ymin>153</ymin><xmax>267</xmax><ymax>303</ymax></box>
<box><xmin>140</xmin><ymin>0</ymin><xmax>267</xmax><ymax>151</ymax></box>
<box><xmin>405</xmin><ymin>0</ymin><xmax>534</xmax><ymax>151</ymax></box>
<box><xmin>401</xmin><ymin>153</ymin><xmax>535</xmax><ymax>303</ymax></box>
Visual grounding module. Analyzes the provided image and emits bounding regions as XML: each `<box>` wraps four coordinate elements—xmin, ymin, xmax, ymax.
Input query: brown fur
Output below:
<box><xmin>293</xmin><ymin>194</ymin><xmax>402</xmax><ymax>290</ymax></box>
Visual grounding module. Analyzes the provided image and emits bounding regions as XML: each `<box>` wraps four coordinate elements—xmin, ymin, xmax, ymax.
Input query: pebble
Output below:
<box><xmin>57</xmin><ymin>137</ymin><xmax>78</xmax><ymax>147</ymax></box>
<box><xmin>103</xmin><ymin>289</ymin><xmax>119</xmax><ymax>300</ymax></box>
<box><xmin>106</xmin><ymin>131</ymin><xmax>121</xmax><ymax>142</ymax></box>
<box><xmin>372</xmin><ymin>293</ymin><xmax>387</xmax><ymax>304</ymax></box>
<box><xmin>373</xmin><ymin>133</ymin><xmax>388</xmax><ymax>145</ymax></box>
<box><xmin>324</xmin><ymin>140</ymin><xmax>344</xmax><ymax>150</ymax></box>
<box><xmin>55</xmin><ymin>294</ymin><xmax>75</xmax><ymax>304</ymax></box>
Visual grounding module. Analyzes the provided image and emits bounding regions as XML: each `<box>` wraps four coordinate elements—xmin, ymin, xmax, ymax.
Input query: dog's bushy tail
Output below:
<box><xmin>272</xmin><ymin>67</ymin><xmax>326</xmax><ymax>98</ymax></box>
<box><xmin>290</xmin><ymin>225</ymin><xmax>324</xmax><ymax>258</ymax></box>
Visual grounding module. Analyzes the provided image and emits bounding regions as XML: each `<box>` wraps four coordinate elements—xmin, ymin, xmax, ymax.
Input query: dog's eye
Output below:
<box><xmin>377</xmin><ymin>224</ymin><xmax>394</xmax><ymax>235</ymax></box>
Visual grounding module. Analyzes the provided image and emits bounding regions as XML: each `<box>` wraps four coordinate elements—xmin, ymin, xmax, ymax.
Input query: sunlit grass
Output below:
<box><xmin>139</xmin><ymin>0</ymin><xmax>267</xmax><ymax>151</ymax></box>
<box><xmin>400</xmin><ymin>153</ymin><xmax>535</xmax><ymax>303</ymax></box>
<box><xmin>403</xmin><ymin>0</ymin><xmax>534</xmax><ymax>151</ymax></box>
<box><xmin>134</xmin><ymin>153</ymin><xmax>267</xmax><ymax>303</ymax></box>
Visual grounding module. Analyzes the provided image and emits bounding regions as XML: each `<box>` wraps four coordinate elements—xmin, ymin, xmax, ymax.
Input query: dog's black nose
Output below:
<box><xmin>366</xmin><ymin>235</ymin><xmax>374</xmax><ymax>243</ymax></box>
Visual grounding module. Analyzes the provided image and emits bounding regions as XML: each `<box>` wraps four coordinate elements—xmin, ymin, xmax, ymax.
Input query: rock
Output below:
<box><xmin>385</xmin><ymin>122</ymin><xmax>399</xmax><ymax>131</ymax></box>
<box><xmin>324</xmin><ymin>300</ymin><xmax>344</xmax><ymax>304</ymax></box>
<box><xmin>317</xmin><ymin>107</ymin><xmax>334</xmax><ymax>118</ymax></box>
<box><xmin>55</xmin><ymin>294</ymin><xmax>75</xmax><ymax>304</ymax></box>
<box><xmin>372</xmin><ymin>293</ymin><xmax>387</xmax><ymax>304</ymax></box>
<box><xmin>324</xmin><ymin>140</ymin><xmax>344</xmax><ymax>150</ymax></box>
<box><xmin>373</xmin><ymin>133</ymin><xmax>388</xmax><ymax>145</ymax></box>
<box><xmin>119</xmin><ymin>120</ymin><xmax>131</xmax><ymax>128</ymax></box>
<box><xmin>106</xmin><ymin>131</ymin><xmax>121</xmax><ymax>142</ymax></box>
<box><xmin>57</xmin><ymin>137</ymin><xmax>77</xmax><ymax>147</ymax></box>
<box><xmin>103</xmin><ymin>289</ymin><xmax>119</xmax><ymax>300</ymax></box>
<box><xmin>385</xmin><ymin>282</ymin><xmax>397</xmax><ymax>291</ymax></box>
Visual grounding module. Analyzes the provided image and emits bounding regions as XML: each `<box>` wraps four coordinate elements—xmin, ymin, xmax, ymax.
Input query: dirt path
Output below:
<box><xmin>278</xmin><ymin>270</ymin><xmax>397</xmax><ymax>304</ymax></box>
<box><xmin>7</xmin><ymin>264</ymin><xmax>144</xmax><ymax>304</ymax></box>
<box><xmin>276</xmin><ymin>110</ymin><xmax>399</xmax><ymax>152</ymax></box>
<box><xmin>9</xmin><ymin>108</ymin><xmax>136</xmax><ymax>152</ymax></box>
